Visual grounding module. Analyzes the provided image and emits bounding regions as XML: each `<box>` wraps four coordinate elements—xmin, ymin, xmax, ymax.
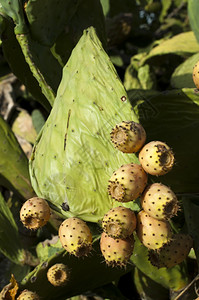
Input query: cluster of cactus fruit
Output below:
<box><xmin>17</xmin><ymin>119</ymin><xmax>193</xmax><ymax>297</ymax></box>
<box><xmin>100</xmin><ymin>206</ymin><xmax>136</xmax><ymax>267</ymax></box>
<box><xmin>102</xmin><ymin>120</ymin><xmax>193</xmax><ymax>268</ymax></box>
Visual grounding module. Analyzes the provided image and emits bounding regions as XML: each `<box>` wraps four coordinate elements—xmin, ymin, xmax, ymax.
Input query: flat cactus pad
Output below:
<box><xmin>29</xmin><ymin>27</ymin><xmax>139</xmax><ymax>222</ymax></box>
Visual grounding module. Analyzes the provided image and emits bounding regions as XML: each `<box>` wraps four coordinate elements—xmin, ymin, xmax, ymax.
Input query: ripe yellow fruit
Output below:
<box><xmin>110</xmin><ymin>121</ymin><xmax>146</xmax><ymax>153</ymax></box>
<box><xmin>139</xmin><ymin>141</ymin><xmax>174</xmax><ymax>176</ymax></box>
<box><xmin>47</xmin><ymin>263</ymin><xmax>69</xmax><ymax>286</ymax></box>
<box><xmin>193</xmin><ymin>61</ymin><xmax>199</xmax><ymax>89</ymax></box>
<box><xmin>20</xmin><ymin>197</ymin><xmax>50</xmax><ymax>230</ymax></box>
<box><xmin>59</xmin><ymin>217</ymin><xmax>92</xmax><ymax>257</ymax></box>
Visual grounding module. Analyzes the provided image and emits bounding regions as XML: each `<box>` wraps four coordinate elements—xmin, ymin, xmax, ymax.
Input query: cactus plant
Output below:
<box><xmin>29</xmin><ymin>27</ymin><xmax>140</xmax><ymax>222</ymax></box>
<box><xmin>0</xmin><ymin>2</ymin><xmax>199</xmax><ymax>299</ymax></box>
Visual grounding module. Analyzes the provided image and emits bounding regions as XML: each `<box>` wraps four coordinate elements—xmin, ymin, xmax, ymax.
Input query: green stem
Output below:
<box><xmin>16</xmin><ymin>34</ymin><xmax>55</xmax><ymax>106</ymax></box>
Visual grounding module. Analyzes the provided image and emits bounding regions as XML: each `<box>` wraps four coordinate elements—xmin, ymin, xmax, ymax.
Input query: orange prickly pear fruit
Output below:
<box><xmin>140</xmin><ymin>183</ymin><xmax>179</xmax><ymax>220</ymax></box>
<box><xmin>108</xmin><ymin>163</ymin><xmax>148</xmax><ymax>202</ymax></box>
<box><xmin>149</xmin><ymin>233</ymin><xmax>193</xmax><ymax>268</ymax></box>
<box><xmin>100</xmin><ymin>232</ymin><xmax>134</xmax><ymax>267</ymax></box>
<box><xmin>47</xmin><ymin>263</ymin><xmax>69</xmax><ymax>286</ymax></box>
<box><xmin>59</xmin><ymin>217</ymin><xmax>92</xmax><ymax>257</ymax></box>
<box><xmin>20</xmin><ymin>197</ymin><xmax>50</xmax><ymax>230</ymax></box>
<box><xmin>102</xmin><ymin>206</ymin><xmax>137</xmax><ymax>239</ymax></box>
<box><xmin>139</xmin><ymin>141</ymin><xmax>175</xmax><ymax>176</ymax></box>
<box><xmin>136</xmin><ymin>210</ymin><xmax>173</xmax><ymax>250</ymax></box>
<box><xmin>110</xmin><ymin>121</ymin><xmax>146</xmax><ymax>153</ymax></box>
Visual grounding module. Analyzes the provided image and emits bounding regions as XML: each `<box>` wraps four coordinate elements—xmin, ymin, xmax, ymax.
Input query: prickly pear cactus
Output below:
<box><xmin>29</xmin><ymin>27</ymin><xmax>139</xmax><ymax>222</ymax></box>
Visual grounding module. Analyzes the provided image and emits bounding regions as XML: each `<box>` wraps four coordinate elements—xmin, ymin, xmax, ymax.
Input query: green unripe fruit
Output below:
<box><xmin>140</xmin><ymin>183</ymin><xmax>179</xmax><ymax>220</ymax></box>
<box><xmin>59</xmin><ymin>217</ymin><xmax>92</xmax><ymax>257</ymax></box>
<box><xmin>136</xmin><ymin>210</ymin><xmax>173</xmax><ymax>250</ymax></box>
<box><xmin>108</xmin><ymin>163</ymin><xmax>148</xmax><ymax>202</ymax></box>
<box><xmin>110</xmin><ymin>121</ymin><xmax>146</xmax><ymax>153</ymax></box>
<box><xmin>102</xmin><ymin>206</ymin><xmax>137</xmax><ymax>239</ymax></box>
<box><xmin>139</xmin><ymin>141</ymin><xmax>175</xmax><ymax>176</ymax></box>
<box><xmin>100</xmin><ymin>232</ymin><xmax>134</xmax><ymax>267</ymax></box>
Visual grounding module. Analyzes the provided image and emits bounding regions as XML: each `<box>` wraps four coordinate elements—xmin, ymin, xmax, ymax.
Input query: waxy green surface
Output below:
<box><xmin>29</xmin><ymin>27</ymin><xmax>139</xmax><ymax>222</ymax></box>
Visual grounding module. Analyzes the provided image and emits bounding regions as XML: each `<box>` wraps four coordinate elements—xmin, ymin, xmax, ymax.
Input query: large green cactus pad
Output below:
<box><xmin>29</xmin><ymin>27</ymin><xmax>139</xmax><ymax>222</ymax></box>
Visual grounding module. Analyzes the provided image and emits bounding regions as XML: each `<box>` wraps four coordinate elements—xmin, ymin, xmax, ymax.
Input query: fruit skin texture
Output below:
<box><xmin>108</xmin><ymin>163</ymin><xmax>148</xmax><ymax>202</ymax></box>
<box><xmin>17</xmin><ymin>289</ymin><xmax>40</xmax><ymax>300</ymax></box>
<box><xmin>47</xmin><ymin>263</ymin><xmax>69</xmax><ymax>287</ymax></box>
<box><xmin>139</xmin><ymin>141</ymin><xmax>174</xmax><ymax>176</ymax></box>
<box><xmin>100</xmin><ymin>231</ymin><xmax>134</xmax><ymax>267</ymax></box>
<box><xmin>136</xmin><ymin>210</ymin><xmax>173</xmax><ymax>250</ymax></box>
<box><xmin>102</xmin><ymin>206</ymin><xmax>137</xmax><ymax>239</ymax></box>
<box><xmin>110</xmin><ymin>121</ymin><xmax>146</xmax><ymax>153</ymax></box>
<box><xmin>59</xmin><ymin>217</ymin><xmax>92</xmax><ymax>257</ymax></box>
<box><xmin>193</xmin><ymin>61</ymin><xmax>199</xmax><ymax>89</ymax></box>
<box><xmin>140</xmin><ymin>183</ymin><xmax>179</xmax><ymax>220</ymax></box>
<box><xmin>149</xmin><ymin>233</ymin><xmax>193</xmax><ymax>268</ymax></box>
<box><xmin>20</xmin><ymin>197</ymin><xmax>50</xmax><ymax>230</ymax></box>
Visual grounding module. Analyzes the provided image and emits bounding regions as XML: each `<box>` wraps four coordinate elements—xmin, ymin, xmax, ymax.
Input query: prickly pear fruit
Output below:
<box><xmin>47</xmin><ymin>263</ymin><xmax>69</xmax><ymax>287</ymax></box>
<box><xmin>193</xmin><ymin>61</ymin><xmax>199</xmax><ymax>89</ymax></box>
<box><xmin>59</xmin><ymin>217</ymin><xmax>92</xmax><ymax>257</ymax></box>
<box><xmin>17</xmin><ymin>289</ymin><xmax>40</xmax><ymax>300</ymax></box>
<box><xmin>108</xmin><ymin>163</ymin><xmax>148</xmax><ymax>202</ymax></box>
<box><xmin>140</xmin><ymin>183</ymin><xmax>179</xmax><ymax>220</ymax></box>
<box><xmin>136</xmin><ymin>210</ymin><xmax>172</xmax><ymax>250</ymax></box>
<box><xmin>110</xmin><ymin>121</ymin><xmax>146</xmax><ymax>153</ymax></box>
<box><xmin>102</xmin><ymin>206</ymin><xmax>136</xmax><ymax>239</ymax></box>
<box><xmin>149</xmin><ymin>233</ymin><xmax>193</xmax><ymax>268</ymax></box>
<box><xmin>20</xmin><ymin>197</ymin><xmax>50</xmax><ymax>230</ymax></box>
<box><xmin>100</xmin><ymin>232</ymin><xmax>134</xmax><ymax>267</ymax></box>
<box><xmin>139</xmin><ymin>141</ymin><xmax>174</xmax><ymax>176</ymax></box>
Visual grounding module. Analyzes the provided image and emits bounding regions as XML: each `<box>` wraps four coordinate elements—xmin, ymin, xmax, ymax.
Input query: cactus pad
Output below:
<box><xmin>29</xmin><ymin>27</ymin><xmax>138</xmax><ymax>222</ymax></box>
